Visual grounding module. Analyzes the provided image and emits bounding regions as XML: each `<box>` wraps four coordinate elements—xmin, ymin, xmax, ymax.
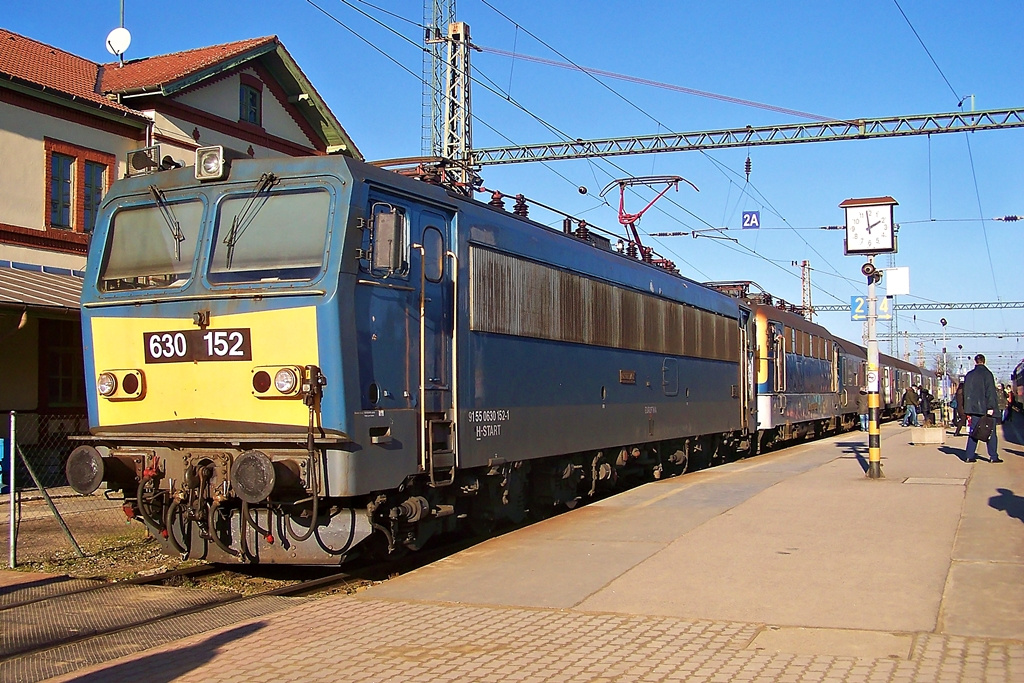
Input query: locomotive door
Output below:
<box><xmin>738</xmin><ymin>308</ymin><xmax>754</xmax><ymax>427</ymax></box>
<box><xmin>418</xmin><ymin>213</ymin><xmax>451</xmax><ymax>412</ymax></box>
<box><xmin>770</xmin><ymin>321</ymin><xmax>786</xmax><ymax>391</ymax></box>
<box><xmin>415</xmin><ymin>209</ymin><xmax>456</xmax><ymax>484</ymax></box>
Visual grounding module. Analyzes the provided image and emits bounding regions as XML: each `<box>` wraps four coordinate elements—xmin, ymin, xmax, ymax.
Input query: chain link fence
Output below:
<box><xmin>2</xmin><ymin>411</ymin><xmax>144</xmax><ymax>567</ymax></box>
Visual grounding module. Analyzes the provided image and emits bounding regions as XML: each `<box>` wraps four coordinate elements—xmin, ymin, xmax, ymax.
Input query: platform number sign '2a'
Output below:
<box><xmin>850</xmin><ymin>295</ymin><xmax>892</xmax><ymax>321</ymax></box>
<box><xmin>741</xmin><ymin>211</ymin><xmax>760</xmax><ymax>229</ymax></box>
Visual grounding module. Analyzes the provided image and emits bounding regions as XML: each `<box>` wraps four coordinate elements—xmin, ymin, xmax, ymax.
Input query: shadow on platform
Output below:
<box><xmin>74</xmin><ymin>622</ymin><xmax>267</xmax><ymax>683</ymax></box>
<box><xmin>1001</xmin><ymin>410</ymin><xmax>1024</xmax><ymax>446</ymax></box>
<box><xmin>988</xmin><ymin>488</ymin><xmax>1024</xmax><ymax>524</ymax></box>
<box><xmin>835</xmin><ymin>440</ymin><xmax>869</xmax><ymax>473</ymax></box>
<box><xmin>938</xmin><ymin>446</ymin><xmax>972</xmax><ymax>463</ymax></box>
<box><xmin>0</xmin><ymin>575</ymin><xmax>72</xmax><ymax>598</ymax></box>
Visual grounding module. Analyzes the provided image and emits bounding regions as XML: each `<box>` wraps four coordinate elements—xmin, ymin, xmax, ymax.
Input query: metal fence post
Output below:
<box><xmin>5</xmin><ymin>412</ymin><xmax>128</xmax><ymax>564</ymax></box>
<box><xmin>17</xmin><ymin>443</ymin><xmax>84</xmax><ymax>558</ymax></box>
<box><xmin>9</xmin><ymin>411</ymin><xmax>16</xmax><ymax>568</ymax></box>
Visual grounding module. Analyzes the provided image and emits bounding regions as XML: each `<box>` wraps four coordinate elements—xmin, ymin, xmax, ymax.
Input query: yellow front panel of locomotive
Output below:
<box><xmin>90</xmin><ymin>306</ymin><xmax>319</xmax><ymax>429</ymax></box>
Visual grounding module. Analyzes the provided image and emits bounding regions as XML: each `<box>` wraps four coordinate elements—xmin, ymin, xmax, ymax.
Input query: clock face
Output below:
<box><xmin>846</xmin><ymin>205</ymin><xmax>894</xmax><ymax>254</ymax></box>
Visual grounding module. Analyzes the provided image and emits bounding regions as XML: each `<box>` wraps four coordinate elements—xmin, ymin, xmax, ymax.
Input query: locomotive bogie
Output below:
<box><xmin>175</xmin><ymin>501</ymin><xmax>373</xmax><ymax>565</ymax></box>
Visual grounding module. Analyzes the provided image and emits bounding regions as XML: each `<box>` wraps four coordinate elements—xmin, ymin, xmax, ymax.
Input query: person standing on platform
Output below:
<box><xmin>901</xmin><ymin>384</ymin><xmax>919</xmax><ymax>427</ymax></box>
<box><xmin>857</xmin><ymin>387</ymin><xmax>869</xmax><ymax>432</ymax></box>
<box><xmin>952</xmin><ymin>381</ymin><xmax>966</xmax><ymax>436</ymax></box>
<box><xmin>920</xmin><ymin>386</ymin><xmax>933</xmax><ymax>425</ymax></box>
<box><xmin>964</xmin><ymin>354</ymin><xmax>1002</xmax><ymax>463</ymax></box>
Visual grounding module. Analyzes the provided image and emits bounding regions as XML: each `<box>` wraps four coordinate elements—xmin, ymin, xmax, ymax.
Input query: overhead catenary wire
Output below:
<box><xmin>892</xmin><ymin>0</ymin><xmax>960</xmax><ymax>103</ymax></box>
<box><xmin>329</xmin><ymin>0</ymin><xmax>860</xmax><ymax>303</ymax></box>
<box><xmin>306</xmin><ymin>0</ymin><xmax>606</xmax><ymax>204</ymax></box>
<box><xmin>310</xmin><ymin>1</ymin><xmax>706</xmax><ymax>279</ymax></box>
<box><xmin>475</xmin><ymin>44</ymin><xmax>840</xmax><ymax>124</ymax></box>
<box><xmin>474</xmin><ymin>0</ymin><xmax>853</xmax><ymax>304</ymax></box>
<box><xmin>891</xmin><ymin>0</ymin><xmax>1005</xmax><ymax>329</ymax></box>
<box><xmin>312</xmin><ymin>1</ymin><xmax>1010</xmax><ymax>314</ymax></box>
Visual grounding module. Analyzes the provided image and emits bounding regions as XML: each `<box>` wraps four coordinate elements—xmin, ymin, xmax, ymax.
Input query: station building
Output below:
<box><xmin>0</xmin><ymin>28</ymin><xmax>359</xmax><ymax>422</ymax></box>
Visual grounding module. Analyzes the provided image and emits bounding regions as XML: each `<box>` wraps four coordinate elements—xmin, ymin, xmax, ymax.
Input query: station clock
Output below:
<box><xmin>840</xmin><ymin>197</ymin><xmax>898</xmax><ymax>255</ymax></box>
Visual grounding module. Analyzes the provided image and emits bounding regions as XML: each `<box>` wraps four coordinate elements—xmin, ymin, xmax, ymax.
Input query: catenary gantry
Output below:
<box><xmin>470</xmin><ymin>108</ymin><xmax>1024</xmax><ymax>165</ymax></box>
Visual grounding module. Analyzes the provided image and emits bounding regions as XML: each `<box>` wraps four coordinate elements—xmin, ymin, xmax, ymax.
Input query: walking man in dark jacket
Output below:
<box><xmin>963</xmin><ymin>354</ymin><xmax>1002</xmax><ymax>463</ymax></box>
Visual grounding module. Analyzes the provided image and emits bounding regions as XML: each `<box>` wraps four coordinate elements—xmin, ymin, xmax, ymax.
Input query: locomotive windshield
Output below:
<box><xmin>99</xmin><ymin>199</ymin><xmax>203</xmax><ymax>291</ymax></box>
<box><xmin>208</xmin><ymin>188</ymin><xmax>331</xmax><ymax>284</ymax></box>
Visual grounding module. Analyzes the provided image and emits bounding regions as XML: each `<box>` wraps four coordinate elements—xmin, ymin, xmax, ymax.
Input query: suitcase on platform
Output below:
<box><xmin>970</xmin><ymin>415</ymin><xmax>995</xmax><ymax>442</ymax></box>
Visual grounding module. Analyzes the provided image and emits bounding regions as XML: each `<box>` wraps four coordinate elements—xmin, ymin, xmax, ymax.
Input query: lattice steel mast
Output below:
<box><xmin>422</xmin><ymin>0</ymin><xmax>456</xmax><ymax>157</ymax></box>
<box><xmin>443</xmin><ymin>21</ymin><xmax>473</xmax><ymax>187</ymax></box>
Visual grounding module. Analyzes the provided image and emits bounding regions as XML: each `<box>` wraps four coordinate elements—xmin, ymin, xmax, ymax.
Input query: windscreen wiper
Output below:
<box><xmin>223</xmin><ymin>172</ymin><xmax>279</xmax><ymax>269</ymax></box>
<box><xmin>148</xmin><ymin>185</ymin><xmax>186</xmax><ymax>261</ymax></box>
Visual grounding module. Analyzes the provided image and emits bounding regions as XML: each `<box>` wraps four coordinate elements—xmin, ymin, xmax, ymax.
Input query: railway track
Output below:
<box><xmin>0</xmin><ymin>424</ymin><xmax>870</xmax><ymax>683</ymax></box>
<box><xmin>0</xmin><ymin>541</ymin><xmax>468</xmax><ymax>683</ymax></box>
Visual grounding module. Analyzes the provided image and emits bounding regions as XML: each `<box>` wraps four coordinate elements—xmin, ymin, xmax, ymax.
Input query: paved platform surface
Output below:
<box><xmin>18</xmin><ymin>415</ymin><xmax>1024</xmax><ymax>682</ymax></box>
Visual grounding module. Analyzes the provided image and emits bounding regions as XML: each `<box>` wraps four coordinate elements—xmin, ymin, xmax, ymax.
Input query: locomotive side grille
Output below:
<box><xmin>619</xmin><ymin>288</ymin><xmax>644</xmax><ymax>351</ymax></box>
<box><xmin>469</xmin><ymin>246</ymin><xmax>739</xmax><ymax>362</ymax></box>
<box><xmin>559</xmin><ymin>271</ymin><xmax>586</xmax><ymax>345</ymax></box>
<box><xmin>587</xmin><ymin>278</ymin><xmax>618</xmax><ymax>348</ymax></box>
<box><xmin>683</xmin><ymin>306</ymin><xmax>698</xmax><ymax>357</ymax></box>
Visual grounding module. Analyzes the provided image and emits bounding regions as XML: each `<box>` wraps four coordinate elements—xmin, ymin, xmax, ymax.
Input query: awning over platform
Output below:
<box><xmin>0</xmin><ymin>262</ymin><xmax>83</xmax><ymax>314</ymax></box>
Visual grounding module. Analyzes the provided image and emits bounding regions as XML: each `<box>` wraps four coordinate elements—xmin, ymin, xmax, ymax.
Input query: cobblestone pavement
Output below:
<box><xmin>51</xmin><ymin>596</ymin><xmax>1024</xmax><ymax>683</ymax></box>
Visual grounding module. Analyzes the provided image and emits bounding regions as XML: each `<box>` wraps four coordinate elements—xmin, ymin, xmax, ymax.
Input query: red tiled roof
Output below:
<box><xmin>0</xmin><ymin>28</ymin><xmax>138</xmax><ymax>115</ymax></box>
<box><xmin>99</xmin><ymin>36</ymin><xmax>278</xmax><ymax>94</ymax></box>
<box><xmin>1</xmin><ymin>29</ymin><xmax>357</xmax><ymax>156</ymax></box>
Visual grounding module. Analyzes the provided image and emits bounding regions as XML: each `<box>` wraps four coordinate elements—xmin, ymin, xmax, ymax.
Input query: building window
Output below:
<box><xmin>39</xmin><ymin>318</ymin><xmax>86</xmax><ymax>409</ymax></box>
<box><xmin>83</xmin><ymin>161</ymin><xmax>106</xmax><ymax>232</ymax></box>
<box><xmin>44</xmin><ymin>138</ymin><xmax>115</xmax><ymax>233</ymax></box>
<box><xmin>240</xmin><ymin>84</ymin><xmax>261</xmax><ymax>126</ymax></box>
<box><xmin>50</xmin><ymin>153</ymin><xmax>74</xmax><ymax>228</ymax></box>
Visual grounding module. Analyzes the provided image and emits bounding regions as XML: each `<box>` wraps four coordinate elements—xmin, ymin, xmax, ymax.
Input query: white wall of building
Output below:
<box><xmin>0</xmin><ymin>244</ymin><xmax>86</xmax><ymax>271</ymax></box>
<box><xmin>0</xmin><ymin>99</ymin><xmax>140</xmax><ymax>232</ymax></box>
<box><xmin>0</xmin><ymin>101</ymin><xmax>47</xmax><ymax>228</ymax></box>
<box><xmin>174</xmin><ymin>69</ymin><xmax>310</xmax><ymax>148</ymax></box>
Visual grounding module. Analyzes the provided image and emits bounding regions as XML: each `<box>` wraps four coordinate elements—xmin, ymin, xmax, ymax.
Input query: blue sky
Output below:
<box><xmin>7</xmin><ymin>1</ymin><xmax>1023</xmax><ymax>378</ymax></box>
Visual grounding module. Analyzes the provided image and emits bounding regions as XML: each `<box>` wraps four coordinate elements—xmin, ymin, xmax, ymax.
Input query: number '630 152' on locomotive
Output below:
<box><xmin>64</xmin><ymin>146</ymin><xmax>915</xmax><ymax>565</ymax></box>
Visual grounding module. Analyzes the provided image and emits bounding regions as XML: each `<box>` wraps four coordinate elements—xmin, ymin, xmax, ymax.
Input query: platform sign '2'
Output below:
<box><xmin>143</xmin><ymin>329</ymin><xmax>253</xmax><ymax>363</ymax></box>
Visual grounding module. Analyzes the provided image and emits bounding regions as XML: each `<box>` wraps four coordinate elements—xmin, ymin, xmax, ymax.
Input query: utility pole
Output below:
<box><xmin>792</xmin><ymin>260</ymin><xmax>813</xmax><ymax>321</ymax></box>
<box><xmin>866</xmin><ymin>255</ymin><xmax>882</xmax><ymax>478</ymax></box>
<box><xmin>940</xmin><ymin>318</ymin><xmax>949</xmax><ymax>422</ymax></box>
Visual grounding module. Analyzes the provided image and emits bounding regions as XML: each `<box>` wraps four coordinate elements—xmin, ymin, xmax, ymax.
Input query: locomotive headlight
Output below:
<box><xmin>96</xmin><ymin>369</ymin><xmax>145</xmax><ymax>400</ymax></box>
<box><xmin>252</xmin><ymin>365</ymin><xmax>304</xmax><ymax>398</ymax></box>
<box><xmin>201</xmin><ymin>152</ymin><xmax>221</xmax><ymax>175</ymax></box>
<box><xmin>274</xmin><ymin>368</ymin><xmax>298</xmax><ymax>394</ymax></box>
<box><xmin>97</xmin><ymin>372</ymin><xmax>117</xmax><ymax>397</ymax></box>
<box><xmin>195</xmin><ymin>146</ymin><xmax>227</xmax><ymax>181</ymax></box>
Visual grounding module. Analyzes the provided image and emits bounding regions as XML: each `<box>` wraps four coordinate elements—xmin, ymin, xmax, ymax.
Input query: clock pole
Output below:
<box><xmin>841</xmin><ymin>196</ymin><xmax>897</xmax><ymax>480</ymax></box>
<box><xmin>866</xmin><ymin>255</ymin><xmax>882</xmax><ymax>479</ymax></box>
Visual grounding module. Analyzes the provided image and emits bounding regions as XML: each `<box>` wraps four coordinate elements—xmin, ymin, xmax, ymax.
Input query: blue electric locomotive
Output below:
<box><xmin>66</xmin><ymin>148</ymin><xmax>757</xmax><ymax>564</ymax></box>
